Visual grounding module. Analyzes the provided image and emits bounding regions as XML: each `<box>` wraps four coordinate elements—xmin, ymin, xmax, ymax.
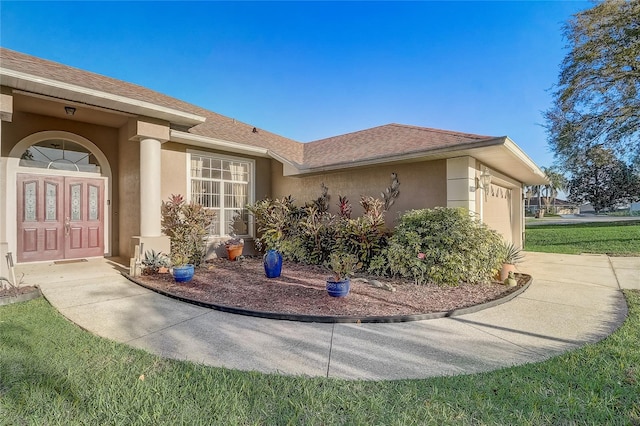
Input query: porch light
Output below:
<box><xmin>64</xmin><ymin>106</ymin><xmax>76</xmax><ymax>116</ymax></box>
<box><xmin>476</xmin><ymin>167</ymin><xmax>492</xmax><ymax>201</ymax></box>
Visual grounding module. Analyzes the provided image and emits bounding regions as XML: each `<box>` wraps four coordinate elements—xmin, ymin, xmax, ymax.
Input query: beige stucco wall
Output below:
<box><xmin>118</xmin><ymin>125</ymin><xmax>139</xmax><ymax>258</ymax></box>
<box><xmin>271</xmin><ymin>159</ymin><xmax>447</xmax><ymax>227</ymax></box>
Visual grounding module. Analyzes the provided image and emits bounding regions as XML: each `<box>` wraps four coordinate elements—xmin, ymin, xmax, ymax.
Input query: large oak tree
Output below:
<box><xmin>545</xmin><ymin>0</ymin><xmax>640</xmax><ymax>166</ymax></box>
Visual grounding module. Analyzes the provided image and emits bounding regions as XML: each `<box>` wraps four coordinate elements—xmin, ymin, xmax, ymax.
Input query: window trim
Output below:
<box><xmin>186</xmin><ymin>149</ymin><xmax>255</xmax><ymax>238</ymax></box>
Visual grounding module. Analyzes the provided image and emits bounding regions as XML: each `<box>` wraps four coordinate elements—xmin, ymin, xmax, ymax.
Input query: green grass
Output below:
<box><xmin>525</xmin><ymin>221</ymin><xmax>640</xmax><ymax>256</ymax></box>
<box><xmin>2</xmin><ymin>293</ymin><xmax>640</xmax><ymax>425</ymax></box>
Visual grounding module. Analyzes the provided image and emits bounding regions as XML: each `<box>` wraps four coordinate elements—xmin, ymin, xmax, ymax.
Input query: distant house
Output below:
<box><xmin>580</xmin><ymin>203</ymin><xmax>596</xmax><ymax>214</ymax></box>
<box><xmin>0</xmin><ymin>48</ymin><xmax>548</xmax><ymax>278</ymax></box>
<box><xmin>526</xmin><ymin>197</ymin><xmax>579</xmax><ymax>215</ymax></box>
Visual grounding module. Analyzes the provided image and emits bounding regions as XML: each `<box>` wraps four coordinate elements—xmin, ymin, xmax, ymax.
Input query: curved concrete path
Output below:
<box><xmin>15</xmin><ymin>252</ymin><xmax>635</xmax><ymax>380</ymax></box>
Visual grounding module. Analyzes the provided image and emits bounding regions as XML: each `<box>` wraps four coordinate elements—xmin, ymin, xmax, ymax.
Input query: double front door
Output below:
<box><xmin>17</xmin><ymin>173</ymin><xmax>105</xmax><ymax>262</ymax></box>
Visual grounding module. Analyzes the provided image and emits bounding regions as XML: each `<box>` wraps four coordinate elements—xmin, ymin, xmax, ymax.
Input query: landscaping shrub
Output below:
<box><xmin>334</xmin><ymin>196</ymin><xmax>389</xmax><ymax>270</ymax></box>
<box><xmin>161</xmin><ymin>194</ymin><xmax>215</xmax><ymax>266</ymax></box>
<box><xmin>248</xmin><ymin>197</ymin><xmax>335</xmax><ymax>264</ymax></box>
<box><xmin>250</xmin><ymin>195</ymin><xmax>389</xmax><ymax>268</ymax></box>
<box><xmin>386</xmin><ymin>207</ymin><xmax>503</xmax><ymax>285</ymax></box>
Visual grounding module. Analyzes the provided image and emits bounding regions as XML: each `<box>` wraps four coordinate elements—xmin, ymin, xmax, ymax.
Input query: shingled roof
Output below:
<box><xmin>0</xmin><ymin>48</ymin><xmax>304</xmax><ymax>164</ymax></box>
<box><xmin>303</xmin><ymin>123</ymin><xmax>495</xmax><ymax>169</ymax></box>
<box><xmin>1</xmin><ymin>48</ymin><xmax>546</xmax><ymax>183</ymax></box>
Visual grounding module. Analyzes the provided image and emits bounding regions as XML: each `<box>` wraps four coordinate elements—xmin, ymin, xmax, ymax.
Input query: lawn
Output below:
<box><xmin>1</xmin><ymin>292</ymin><xmax>639</xmax><ymax>425</ymax></box>
<box><xmin>525</xmin><ymin>221</ymin><xmax>640</xmax><ymax>256</ymax></box>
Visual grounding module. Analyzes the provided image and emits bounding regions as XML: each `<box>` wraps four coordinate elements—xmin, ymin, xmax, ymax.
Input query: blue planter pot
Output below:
<box><xmin>263</xmin><ymin>250</ymin><xmax>283</xmax><ymax>278</ymax></box>
<box><xmin>326</xmin><ymin>278</ymin><xmax>351</xmax><ymax>297</ymax></box>
<box><xmin>172</xmin><ymin>264</ymin><xmax>195</xmax><ymax>283</ymax></box>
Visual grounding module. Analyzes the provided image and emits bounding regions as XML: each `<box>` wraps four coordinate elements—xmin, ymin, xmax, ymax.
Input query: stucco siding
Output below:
<box><xmin>271</xmin><ymin>159</ymin><xmax>447</xmax><ymax>227</ymax></box>
<box><xmin>161</xmin><ymin>143</ymin><xmax>188</xmax><ymax>200</ymax></box>
<box><xmin>118</xmin><ymin>126</ymin><xmax>139</xmax><ymax>258</ymax></box>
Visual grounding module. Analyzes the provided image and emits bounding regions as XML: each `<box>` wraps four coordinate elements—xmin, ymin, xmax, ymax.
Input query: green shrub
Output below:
<box><xmin>250</xmin><ymin>195</ymin><xmax>390</xmax><ymax>268</ymax></box>
<box><xmin>387</xmin><ymin>207</ymin><xmax>503</xmax><ymax>285</ymax></box>
<box><xmin>161</xmin><ymin>194</ymin><xmax>215</xmax><ymax>266</ymax></box>
<box><xmin>247</xmin><ymin>196</ymin><xmax>298</xmax><ymax>252</ymax></box>
<box><xmin>248</xmin><ymin>197</ymin><xmax>335</xmax><ymax>264</ymax></box>
<box><xmin>335</xmin><ymin>196</ymin><xmax>389</xmax><ymax>270</ymax></box>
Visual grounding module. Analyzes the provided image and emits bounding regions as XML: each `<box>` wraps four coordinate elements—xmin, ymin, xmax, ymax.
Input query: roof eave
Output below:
<box><xmin>1</xmin><ymin>68</ymin><xmax>206</xmax><ymax>126</ymax></box>
<box><xmin>170</xmin><ymin>130</ymin><xmax>270</xmax><ymax>157</ymax></box>
<box><xmin>171</xmin><ymin>130</ymin><xmax>304</xmax><ymax>173</ymax></box>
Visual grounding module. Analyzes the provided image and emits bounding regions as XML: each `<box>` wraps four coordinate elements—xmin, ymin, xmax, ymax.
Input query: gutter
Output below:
<box><xmin>170</xmin><ymin>130</ymin><xmax>270</xmax><ymax>157</ymax></box>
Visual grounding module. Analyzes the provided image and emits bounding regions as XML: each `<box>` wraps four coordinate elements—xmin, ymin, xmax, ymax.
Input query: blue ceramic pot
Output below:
<box><xmin>172</xmin><ymin>264</ymin><xmax>195</xmax><ymax>283</ymax></box>
<box><xmin>263</xmin><ymin>250</ymin><xmax>283</xmax><ymax>278</ymax></box>
<box><xmin>326</xmin><ymin>279</ymin><xmax>351</xmax><ymax>297</ymax></box>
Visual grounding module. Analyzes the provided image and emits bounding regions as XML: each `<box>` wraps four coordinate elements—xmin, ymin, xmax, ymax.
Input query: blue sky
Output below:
<box><xmin>1</xmin><ymin>1</ymin><xmax>591</xmax><ymax>168</ymax></box>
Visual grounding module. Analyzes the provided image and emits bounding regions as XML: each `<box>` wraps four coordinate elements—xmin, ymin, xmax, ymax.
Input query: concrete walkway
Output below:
<box><xmin>15</xmin><ymin>252</ymin><xmax>636</xmax><ymax>380</ymax></box>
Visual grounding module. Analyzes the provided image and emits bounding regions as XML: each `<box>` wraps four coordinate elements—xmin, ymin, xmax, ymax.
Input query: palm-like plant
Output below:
<box><xmin>541</xmin><ymin>166</ymin><xmax>568</xmax><ymax>213</ymax></box>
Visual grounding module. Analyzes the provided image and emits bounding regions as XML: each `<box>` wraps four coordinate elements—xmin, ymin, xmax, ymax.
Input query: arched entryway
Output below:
<box><xmin>8</xmin><ymin>131</ymin><xmax>112</xmax><ymax>263</ymax></box>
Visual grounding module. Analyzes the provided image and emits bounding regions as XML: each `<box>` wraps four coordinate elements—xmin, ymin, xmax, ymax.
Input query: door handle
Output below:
<box><xmin>65</xmin><ymin>217</ymin><xmax>70</xmax><ymax>236</ymax></box>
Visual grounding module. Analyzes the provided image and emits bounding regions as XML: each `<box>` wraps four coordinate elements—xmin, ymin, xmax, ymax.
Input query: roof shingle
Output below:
<box><xmin>1</xmin><ymin>48</ymin><xmax>499</xmax><ymax>170</ymax></box>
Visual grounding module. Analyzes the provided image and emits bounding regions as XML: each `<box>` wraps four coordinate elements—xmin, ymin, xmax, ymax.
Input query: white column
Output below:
<box><xmin>139</xmin><ymin>137</ymin><xmax>162</xmax><ymax>237</ymax></box>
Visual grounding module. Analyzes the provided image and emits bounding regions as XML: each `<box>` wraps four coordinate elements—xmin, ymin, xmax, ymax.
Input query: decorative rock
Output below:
<box><xmin>357</xmin><ymin>278</ymin><xmax>396</xmax><ymax>292</ymax></box>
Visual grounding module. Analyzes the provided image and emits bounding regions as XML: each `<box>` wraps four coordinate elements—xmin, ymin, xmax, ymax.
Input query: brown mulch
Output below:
<box><xmin>133</xmin><ymin>257</ymin><xmax>529</xmax><ymax>318</ymax></box>
<box><xmin>0</xmin><ymin>285</ymin><xmax>39</xmax><ymax>298</ymax></box>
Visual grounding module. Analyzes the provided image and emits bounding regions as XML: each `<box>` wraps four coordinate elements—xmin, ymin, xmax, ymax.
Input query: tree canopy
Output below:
<box><xmin>545</xmin><ymin>0</ymin><xmax>640</xmax><ymax>166</ymax></box>
<box><xmin>567</xmin><ymin>146</ymin><xmax>640</xmax><ymax>212</ymax></box>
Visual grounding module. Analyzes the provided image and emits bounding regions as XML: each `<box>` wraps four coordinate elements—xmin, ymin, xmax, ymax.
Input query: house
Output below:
<box><xmin>0</xmin><ymin>48</ymin><xmax>548</xmax><ymax>277</ymax></box>
<box><xmin>525</xmin><ymin>197</ymin><xmax>579</xmax><ymax>215</ymax></box>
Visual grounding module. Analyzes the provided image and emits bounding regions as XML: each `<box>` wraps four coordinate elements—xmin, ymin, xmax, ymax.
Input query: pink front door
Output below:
<box><xmin>17</xmin><ymin>173</ymin><xmax>105</xmax><ymax>262</ymax></box>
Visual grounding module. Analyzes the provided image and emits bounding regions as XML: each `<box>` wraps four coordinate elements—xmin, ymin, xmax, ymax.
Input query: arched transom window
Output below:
<box><xmin>19</xmin><ymin>139</ymin><xmax>101</xmax><ymax>173</ymax></box>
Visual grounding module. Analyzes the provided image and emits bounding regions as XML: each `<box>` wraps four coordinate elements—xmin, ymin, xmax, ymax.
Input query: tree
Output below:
<box><xmin>545</xmin><ymin>0</ymin><xmax>640</xmax><ymax>166</ymax></box>
<box><xmin>567</xmin><ymin>146</ymin><xmax>640</xmax><ymax>213</ymax></box>
<box><xmin>541</xmin><ymin>166</ymin><xmax>567</xmax><ymax>212</ymax></box>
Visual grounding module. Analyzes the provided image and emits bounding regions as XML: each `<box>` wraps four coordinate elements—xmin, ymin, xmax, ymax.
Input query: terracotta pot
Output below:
<box><xmin>500</xmin><ymin>263</ymin><xmax>516</xmax><ymax>281</ymax></box>
<box><xmin>226</xmin><ymin>244</ymin><xmax>244</xmax><ymax>261</ymax></box>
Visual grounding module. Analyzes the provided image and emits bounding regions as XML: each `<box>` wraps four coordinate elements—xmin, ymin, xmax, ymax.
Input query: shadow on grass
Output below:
<box><xmin>0</xmin><ymin>301</ymin><xmax>87</xmax><ymax>416</ymax></box>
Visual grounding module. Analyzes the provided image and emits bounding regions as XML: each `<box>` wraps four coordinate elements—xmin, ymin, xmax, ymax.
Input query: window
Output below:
<box><xmin>19</xmin><ymin>139</ymin><xmax>101</xmax><ymax>173</ymax></box>
<box><xmin>189</xmin><ymin>152</ymin><xmax>253</xmax><ymax>237</ymax></box>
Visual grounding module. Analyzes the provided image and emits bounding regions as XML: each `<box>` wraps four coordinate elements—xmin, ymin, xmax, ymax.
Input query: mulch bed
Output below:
<box><xmin>133</xmin><ymin>257</ymin><xmax>529</xmax><ymax>320</ymax></box>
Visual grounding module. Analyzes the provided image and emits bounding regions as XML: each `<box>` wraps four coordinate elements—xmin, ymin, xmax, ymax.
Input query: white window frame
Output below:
<box><xmin>187</xmin><ymin>150</ymin><xmax>255</xmax><ymax>238</ymax></box>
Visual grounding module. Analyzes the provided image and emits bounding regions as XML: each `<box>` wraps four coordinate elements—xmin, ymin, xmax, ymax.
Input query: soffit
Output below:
<box><xmin>12</xmin><ymin>91</ymin><xmax>132</xmax><ymax>128</ymax></box>
<box><xmin>1</xmin><ymin>70</ymin><xmax>206</xmax><ymax>126</ymax></box>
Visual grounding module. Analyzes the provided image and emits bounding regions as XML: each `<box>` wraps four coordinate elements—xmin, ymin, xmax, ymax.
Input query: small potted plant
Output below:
<box><xmin>248</xmin><ymin>197</ymin><xmax>291</xmax><ymax>277</ymax></box>
<box><xmin>224</xmin><ymin>235</ymin><xmax>245</xmax><ymax>261</ymax></box>
<box><xmin>325</xmin><ymin>252</ymin><xmax>360</xmax><ymax>297</ymax></box>
<box><xmin>499</xmin><ymin>241</ymin><xmax>524</xmax><ymax>281</ymax></box>
<box><xmin>161</xmin><ymin>194</ymin><xmax>215</xmax><ymax>282</ymax></box>
<box><xmin>142</xmin><ymin>250</ymin><xmax>171</xmax><ymax>275</ymax></box>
